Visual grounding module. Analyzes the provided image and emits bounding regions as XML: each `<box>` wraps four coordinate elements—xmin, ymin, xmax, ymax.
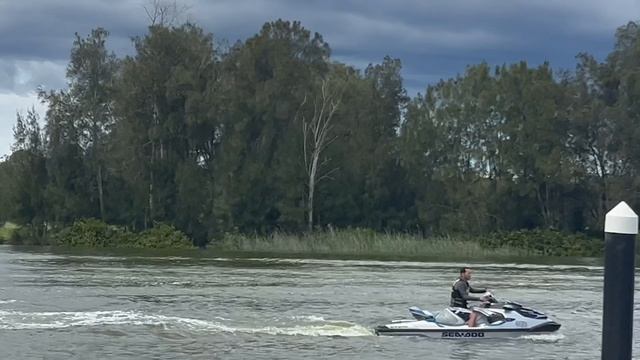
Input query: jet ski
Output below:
<box><xmin>374</xmin><ymin>292</ymin><xmax>561</xmax><ymax>338</ymax></box>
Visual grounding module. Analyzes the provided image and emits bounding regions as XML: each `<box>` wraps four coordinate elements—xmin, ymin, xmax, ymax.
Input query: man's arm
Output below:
<box><xmin>454</xmin><ymin>281</ymin><xmax>482</xmax><ymax>301</ymax></box>
<box><xmin>469</xmin><ymin>284</ymin><xmax>487</xmax><ymax>294</ymax></box>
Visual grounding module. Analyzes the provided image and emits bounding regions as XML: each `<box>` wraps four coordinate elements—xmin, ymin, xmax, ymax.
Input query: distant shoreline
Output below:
<box><xmin>1</xmin><ymin>220</ymin><xmax>607</xmax><ymax>258</ymax></box>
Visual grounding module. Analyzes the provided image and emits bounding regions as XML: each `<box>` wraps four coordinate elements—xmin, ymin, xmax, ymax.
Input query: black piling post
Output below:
<box><xmin>602</xmin><ymin>201</ymin><xmax>638</xmax><ymax>360</ymax></box>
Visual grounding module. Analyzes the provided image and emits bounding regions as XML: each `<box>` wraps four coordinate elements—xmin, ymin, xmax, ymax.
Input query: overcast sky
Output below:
<box><xmin>0</xmin><ymin>0</ymin><xmax>638</xmax><ymax>157</ymax></box>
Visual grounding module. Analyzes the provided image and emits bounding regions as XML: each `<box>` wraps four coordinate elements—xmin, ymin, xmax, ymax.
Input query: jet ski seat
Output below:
<box><xmin>434</xmin><ymin>308</ymin><xmax>466</xmax><ymax>326</ymax></box>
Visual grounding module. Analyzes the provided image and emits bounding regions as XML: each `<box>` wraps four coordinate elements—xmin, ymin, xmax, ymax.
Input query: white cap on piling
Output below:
<box><xmin>605</xmin><ymin>201</ymin><xmax>638</xmax><ymax>235</ymax></box>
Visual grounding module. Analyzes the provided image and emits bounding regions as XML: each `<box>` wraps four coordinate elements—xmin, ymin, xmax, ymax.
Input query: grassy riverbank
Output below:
<box><xmin>2</xmin><ymin>219</ymin><xmax>605</xmax><ymax>258</ymax></box>
<box><xmin>212</xmin><ymin>228</ymin><xmax>603</xmax><ymax>258</ymax></box>
<box><xmin>212</xmin><ymin>233</ymin><xmax>529</xmax><ymax>260</ymax></box>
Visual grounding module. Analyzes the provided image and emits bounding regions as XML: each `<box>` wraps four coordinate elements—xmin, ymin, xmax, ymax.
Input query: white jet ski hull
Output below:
<box><xmin>375</xmin><ymin>303</ymin><xmax>561</xmax><ymax>339</ymax></box>
<box><xmin>375</xmin><ymin>320</ymin><xmax>561</xmax><ymax>338</ymax></box>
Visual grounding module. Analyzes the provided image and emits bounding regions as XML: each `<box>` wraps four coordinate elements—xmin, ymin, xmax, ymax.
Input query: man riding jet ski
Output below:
<box><xmin>374</xmin><ymin>267</ymin><xmax>561</xmax><ymax>338</ymax></box>
<box><xmin>451</xmin><ymin>267</ymin><xmax>491</xmax><ymax>327</ymax></box>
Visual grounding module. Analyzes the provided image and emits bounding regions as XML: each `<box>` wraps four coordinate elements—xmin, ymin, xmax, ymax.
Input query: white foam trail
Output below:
<box><xmin>0</xmin><ymin>300</ymin><xmax>17</xmax><ymax>304</ymax></box>
<box><xmin>257</xmin><ymin>324</ymin><xmax>372</xmax><ymax>337</ymax></box>
<box><xmin>0</xmin><ymin>310</ymin><xmax>373</xmax><ymax>337</ymax></box>
<box><xmin>169</xmin><ymin>281</ymin><xmax>192</xmax><ymax>286</ymax></box>
<box><xmin>518</xmin><ymin>333</ymin><xmax>565</xmax><ymax>342</ymax></box>
<box><xmin>291</xmin><ymin>315</ymin><xmax>326</xmax><ymax>322</ymax></box>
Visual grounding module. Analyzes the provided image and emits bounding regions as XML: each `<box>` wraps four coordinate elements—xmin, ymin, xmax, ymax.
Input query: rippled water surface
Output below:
<box><xmin>0</xmin><ymin>246</ymin><xmax>636</xmax><ymax>359</ymax></box>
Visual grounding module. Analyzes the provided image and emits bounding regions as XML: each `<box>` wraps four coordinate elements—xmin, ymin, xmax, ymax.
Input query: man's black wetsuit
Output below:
<box><xmin>450</xmin><ymin>278</ymin><xmax>487</xmax><ymax>309</ymax></box>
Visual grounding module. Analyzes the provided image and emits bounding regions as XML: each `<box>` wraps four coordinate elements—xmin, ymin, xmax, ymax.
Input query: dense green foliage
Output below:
<box><xmin>0</xmin><ymin>223</ymin><xmax>18</xmax><ymax>242</ymax></box>
<box><xmin>476</xmin><ymin>230</ymin><xmax>603</xmax><ymax>257</ymax></box>
<box><xmin>2</xmin><ymin>19</ymin><xmax>640</xmax><ymax>250</ymax></box>
<box><xmin>46</xmin><ymin>219</ymin><xmax>192</xmax><ymax>248</ymax></box>
<box><xmin>50</xmin><ymin>219</ymin><xmax>126</xmax><ymax>247</ymax></box>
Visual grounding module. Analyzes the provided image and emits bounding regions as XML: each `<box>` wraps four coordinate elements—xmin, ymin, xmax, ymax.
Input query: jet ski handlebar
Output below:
<box><xmin>478</xmin><ymin>291</ymin><xmax>523</xmax><ymax>310</ymax></box>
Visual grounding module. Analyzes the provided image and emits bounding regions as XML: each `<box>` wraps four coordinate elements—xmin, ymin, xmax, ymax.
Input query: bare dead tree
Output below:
<box><xmin>297</xmin><ymin>78</ymin><xmax>342</xmax><ymax>232</ymax></box>
<box><xmin>143</xmin><ymin>0</ymin><xmax>190</xmax><ymax>27</ymax></box>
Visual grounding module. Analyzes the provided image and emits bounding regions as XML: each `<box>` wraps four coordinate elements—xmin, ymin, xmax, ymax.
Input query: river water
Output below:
<box><xmin>0</xmin><ymin>246</ymin><xmax>637</xmax><ymax>359</ymax></box>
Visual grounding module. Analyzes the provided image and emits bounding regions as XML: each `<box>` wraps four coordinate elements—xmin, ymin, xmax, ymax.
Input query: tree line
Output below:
<box><xmin>2</xmin><ymin>19</ymin><xmax>640</xmax><ymax>246</ymax></box>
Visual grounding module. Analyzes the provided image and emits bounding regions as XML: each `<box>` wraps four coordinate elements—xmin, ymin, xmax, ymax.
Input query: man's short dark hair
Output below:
<box><xmin>460</xmin><ymin>267</ymin><xmax>471</xmax><ymax>274</ymax></box>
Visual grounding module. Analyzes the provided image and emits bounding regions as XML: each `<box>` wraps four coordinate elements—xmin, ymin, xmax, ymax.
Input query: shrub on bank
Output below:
<box><xmin>477</xmin><ymin>229</ymin><xmax>602</xmax><ymax>257</ymax></box>
<box><xmin>130</xmin><ymin>223</ymin><xmax>193</xmax><ymax>249</ymax></box>
<box><xmin>51</xmin><ymin>218</ymin><xmax>125</xmax><ymax>247</ymax></box>
<box><xmin>50</xmin><ymin>219</ymin><xmax>193</xmax><ymax>249</ymax></box>
<box><xmin>7</xmin><ymin>224</ymin><xmax>48</xmax><ymax>245</ymax></box>
<box><xmin>0</xmin><ymin>222</ymin><xmax>19</xmax><ymax>243</ymax></box>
